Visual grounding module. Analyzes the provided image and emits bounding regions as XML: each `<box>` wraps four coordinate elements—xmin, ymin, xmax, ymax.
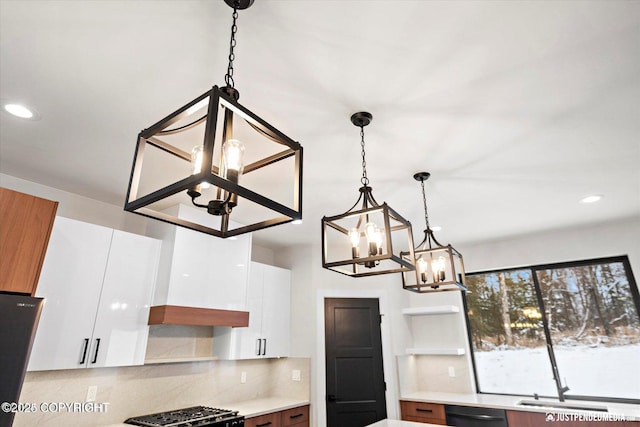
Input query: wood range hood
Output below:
<box><xmin>148</xmin><ymin>305</ymin><xmax>249</xmax><ymax>327</ymax></box>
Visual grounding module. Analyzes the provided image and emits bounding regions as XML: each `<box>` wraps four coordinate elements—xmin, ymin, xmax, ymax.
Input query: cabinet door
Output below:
<box><xmin>28</xmin><ymin>217</ymin><xmax>113</xmax><ymax>371</ymax></box>
<box><xmin>90</xmin><ymin>230</ymin><xmax>160</xmax><ymax>367</ymax></box>
<box><xmin>244</xmin><ymin>411</ymin><xmax>282</xmax><ymax>427</ymax></box>
<box><xmin>0</xmin><ymin>188</ymin><xmax>58</xmax><ymax>295</ymax></box>
<box><xmin>261</xmin><ymin>264</ymin><xmax>290</xmax><ymax>358</ymax></box>
<box><xmin>400</xmin><ymin>400</ymin><xmax>446</xmax><ymax>425</ymax></box>
<box><xmin>282</xmin><ymin>405</ymin><xmax>309</xmax><ymax>427</ymax></box>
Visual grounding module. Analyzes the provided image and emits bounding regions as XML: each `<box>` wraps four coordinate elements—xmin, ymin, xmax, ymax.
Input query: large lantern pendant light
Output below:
<box><xmin>321</xmin><ymin>112</ymin><xmax>416</xmax><ymax>277</ymax></box>
<box><xmin>125</xmin><ymin>0</ymin><xmax>303</xmax><ymax>238</ymax></box>
<box><xmin>401</xmin><ymin>172</ymin><xmax>467</xmax><ymax>292</ymax></box>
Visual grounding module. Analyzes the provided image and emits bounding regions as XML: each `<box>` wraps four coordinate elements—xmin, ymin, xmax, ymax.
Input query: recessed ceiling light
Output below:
<box><xmin>292</xmin><ymin>219</ymin><xmax>303</xmax><ymax>225</ymax></box>
<box><xmin>2</xmin><ymin>100</ymin><xmax>41</xmax><ymax>120</ymax></box>
<box><xmin>431</xmin><ymin>226</ymin><xmax>442</xmax><ymax>231</ymax></box>
<box><xmin>580</xmin><ymin>195</ymin><xmax>603</xmax><ymax>204</ymax></box>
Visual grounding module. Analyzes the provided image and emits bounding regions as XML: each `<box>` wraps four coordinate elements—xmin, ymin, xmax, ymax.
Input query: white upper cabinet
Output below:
<box><xmin>213</xmin><ymin>262</ymin><xmax>291</xmax><ymax>359</ymax></box>
<box><xmin>28</xmin><ymin>217</ymin><xmax>160</xmax><ymax>371</ymax></box>
<box><xmin>147</xmin><ymin>204</ymin><xmax>251</xmax><ymax>311</ymax></box>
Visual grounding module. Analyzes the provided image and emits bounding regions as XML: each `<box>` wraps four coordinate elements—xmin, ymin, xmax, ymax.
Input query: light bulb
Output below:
<box><xmin>349</xmin><ymin>228</ymin><xmax>360</xmax><ymax>259</ymax></box>
<box><xmin>191</xmin><ymin>145</ymin><xmax>204</xmax><ymax>175</ymax></box>
<box><xmin>364</xmin><ymin>222</ymin><xmax>382</xmax><ymax>256</ymax></box>
<box><xmin>417</xmin><ymin>257</ymin><xmax>428</xmax><ymax>283</ymax></box>
<box><xmin>432</xmin><ymin>256</ymin><xmax>446</xmax><ymax>282</ymax></box>
<box><xmin>222</xmin><ymin>139</ymin><xmax>245</xmax><ymax>183</ymax></box>
<box><xmin>190</xmin><ymin>145</ymin><xmax>210</xmax><ymax>189</ymax></box>
<box><xmin>349</xmin><ymin>228</ymin><xmax>360</xmax><ymax>247</ymax></box>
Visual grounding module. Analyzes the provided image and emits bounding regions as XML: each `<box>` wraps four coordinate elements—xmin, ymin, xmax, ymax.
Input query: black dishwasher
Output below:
<box><xmin>445</xmin><ymin>405</ymin><xmax>509</xmax><ymax>427</ymax></box>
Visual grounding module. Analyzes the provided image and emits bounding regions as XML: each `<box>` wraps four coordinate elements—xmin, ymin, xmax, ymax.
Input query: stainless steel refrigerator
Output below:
<box><xmin>0</xmin><ymin>293</ymin><xmax>44</xmax><ymax>427</ymax></box>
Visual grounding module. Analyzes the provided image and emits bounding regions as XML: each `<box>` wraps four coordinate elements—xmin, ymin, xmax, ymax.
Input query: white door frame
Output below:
<box><xmin>315</xmin><ymin>289</ymin><xmax>399</xmax><ymax>427</ymax></box>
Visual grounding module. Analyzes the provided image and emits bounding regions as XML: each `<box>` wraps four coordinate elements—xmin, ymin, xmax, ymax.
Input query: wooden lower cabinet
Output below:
<box><xmin>244</xmin><ymin>405</ymin><xmax>309</xmax><ymax>427</ymax></box>
<box><xmin>400</xmin><ymin>400</ymin><xmax>446</xmax><ymax>425</ymax></box>
<box><xmin>282</xmin><ymin>405</ymin><xmax>310</xmax><ymax>427</ymax></box>
<box><xmin>506</xmin><ymin>410</ymin><xmax>639</xmax><ymax>427</ymax></box>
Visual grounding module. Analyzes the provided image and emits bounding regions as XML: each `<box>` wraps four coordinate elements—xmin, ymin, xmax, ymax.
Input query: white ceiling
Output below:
<box><xmin>1</xmin><ymin>0</ymin><xmax>639</xmax><ymax>249</ymax></box>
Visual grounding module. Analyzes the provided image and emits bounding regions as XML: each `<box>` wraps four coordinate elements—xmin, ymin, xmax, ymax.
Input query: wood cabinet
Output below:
<box><xmin>399</xmin><ymin>400</ymin><xmax>446</xmax><ymax>425</ymax></box>
<box><xmin>245</xmin><ymin>411</ymin><xmax>281</xmax><ymax>427</ymax></box>
<box><xmin>244</xmin><ymin>405</ymin><xmax>309</xmax><ymax>427</ymax></box>
<box><xmin>0</xmin><ymin>188</ymin><xmax>58</xmax><ymax>295</ymax></box>
<box><xmin>146</xmin><ymin>204</ymin><xmax>252</xmax><ymax>311</ymax></box>
<box><xmin>27</xmin><ymin>217</ymin><xmax>161</xmax><ymax>371</ymax></box>
<box><xmin>506</xmin><ymin>410</ymin><xmax>639</xmax><ymax>426</ymax></box>
<box><xmin>213</xmin><ymin>262</ymin><xmax>291</xmax><ymax>359</ymax></box>
<box><xmin>282</xmin><ymin>405</ymin><xmax>310</xmax><ymax>427</ymax></box>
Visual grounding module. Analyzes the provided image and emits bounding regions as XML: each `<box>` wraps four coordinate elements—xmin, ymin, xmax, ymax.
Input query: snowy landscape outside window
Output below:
<box><xmin>464</xmin><ymin>256</ymin><xmax>640</xmax><ymax>402</ymax></box>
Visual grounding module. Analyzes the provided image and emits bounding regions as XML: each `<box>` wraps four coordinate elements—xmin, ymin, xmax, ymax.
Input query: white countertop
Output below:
<box><xmin>232</xmin><ymin>397</ymin><xmax>309</xmax><ymax>418</ymax></box>
<box><xmin>401</xmin><ymin>391</ymin><xmax>640</xmax><ymax>421</ymax></box>
<box><xmin>102</xmin><ymin>397</ymin><xmax>309</xmax><ymax>427</ymax></box>
<box><xmin>366</xmin><ymin>420</ymin><xmax>443</xmax><ymax>427</ymax></box>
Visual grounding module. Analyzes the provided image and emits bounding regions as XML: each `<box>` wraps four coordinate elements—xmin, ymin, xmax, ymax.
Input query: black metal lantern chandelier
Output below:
<box><xmin>321</xmin><ymin>112</ymin><xmax>416</xmax><ymax>277</ymax></box>
<box><xmin>125</xmin><ymin>0</ymin><xmax>303</xmax><ymax>238</ymax></box>
<box><xmin>401</xmin><ymin>172</ymin><xmax>466</xmax><ymax>292</ymax></box>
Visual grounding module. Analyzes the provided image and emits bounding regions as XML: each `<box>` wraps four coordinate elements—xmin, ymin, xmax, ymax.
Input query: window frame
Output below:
<box><xmin>463</xmin><ymin>255</ymin><xmax>640</xmax><ymax>404</ymax></box>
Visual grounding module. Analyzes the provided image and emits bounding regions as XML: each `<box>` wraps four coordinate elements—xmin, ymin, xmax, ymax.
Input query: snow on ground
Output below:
<box><xmin>474</xmin><ymin>344</ymin><xmax>640</xmax><ymax>399</ymax></box>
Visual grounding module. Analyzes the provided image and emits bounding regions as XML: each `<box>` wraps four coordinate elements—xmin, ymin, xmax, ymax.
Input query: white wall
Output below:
<box><xmin>276</xmin><ymin>243</ymin><xmax>413</xmax><ymax>427</ymax></box>
<box><xmin>0</xmin><ymin>173</ymin><xmax>148</xmax><ymax>234</ymax></box>
<box><xmin>457</xmin><ymin>215</ymin><xmax>640</xmax><ymax>275</ymax></box>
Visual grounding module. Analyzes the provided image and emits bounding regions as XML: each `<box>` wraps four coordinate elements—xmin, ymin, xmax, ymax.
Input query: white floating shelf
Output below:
<box><xmin>406</xmin><ymin>347</ymin><xmax>466</xmax><ymax>356</ymax></box>
<box><xmin>402</xmin><ymin>305</ymin><xmax>459</xmax><ymax>316</ymax></box>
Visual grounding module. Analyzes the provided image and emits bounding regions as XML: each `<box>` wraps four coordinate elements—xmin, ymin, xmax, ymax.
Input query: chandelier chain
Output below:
<box><xmin>224</xmin><ymin>2</ymin><xmax>240</xmax><ymax>88</ymax></box>
<box><xmin>421</xmin><ymin>179</ymin><xmax>431</xmax><ymax>229</ymax></box>
<box><xmin>360</xmin><ymin>126</ymin><xmax>369</xmax><ymax>186</ymax></box>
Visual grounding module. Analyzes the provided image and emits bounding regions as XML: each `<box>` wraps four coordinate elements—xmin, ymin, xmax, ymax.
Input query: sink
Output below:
<box><xmin>517</xmin><ymin>400</ymin><xmax>609</xmax><ymax>412</ymax></box>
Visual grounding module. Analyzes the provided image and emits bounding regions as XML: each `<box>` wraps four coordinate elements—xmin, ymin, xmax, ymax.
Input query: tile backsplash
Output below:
<box><xmin>15</xmin><ymin>357</ymin><xmax>310</xmax><ymax>427</ymax></box>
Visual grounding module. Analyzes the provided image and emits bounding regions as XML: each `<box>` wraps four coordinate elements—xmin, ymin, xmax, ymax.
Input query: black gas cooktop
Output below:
<box><xmin>124</xmin><ymin>406</ymin><xmax>244</xmax><ymax>427</ymax></box>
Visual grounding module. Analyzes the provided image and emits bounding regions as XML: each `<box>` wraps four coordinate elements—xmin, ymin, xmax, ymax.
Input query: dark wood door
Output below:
<box><xmin>325</xmin><ymin>298</ymin><xmax>387</xmax><ymax>427</ymax></box>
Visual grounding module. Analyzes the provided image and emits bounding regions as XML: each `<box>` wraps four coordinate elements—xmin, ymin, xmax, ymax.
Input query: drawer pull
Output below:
<box><xmin>416</xmin><ymin>408</ymin><xmax>433</xmax><ymax>413</ymax></box>
<box><xmin>256</xmin><ymin>423</ymin><xmax>272</xmax><ymax>427</ymax></box>
<box><xmin>290</xmin><ymin>413</ymin><xmax>304</xmax><ymax>419</ymax></box>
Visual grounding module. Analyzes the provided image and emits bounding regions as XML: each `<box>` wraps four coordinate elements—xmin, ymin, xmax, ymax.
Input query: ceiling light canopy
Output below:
<box><xmin>321</xmin><ymin>112</ymin><xmax>416</xmax><ymax>277</ymax></box>
<box><xmin>401</xmin><ymin>172</ymin><xmax>466</xmax><ymax>293</ymax></box>
<box><xmin>124</xmin><ymin>0</ymin><xmax>303</xmax><ymax>238</ymax></box>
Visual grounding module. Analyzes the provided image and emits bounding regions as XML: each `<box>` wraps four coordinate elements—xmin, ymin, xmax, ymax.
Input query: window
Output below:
<box><xmin>464</xmin><ymin>256</ymin><xmax>640</xmax><ymax>403</ymax></box>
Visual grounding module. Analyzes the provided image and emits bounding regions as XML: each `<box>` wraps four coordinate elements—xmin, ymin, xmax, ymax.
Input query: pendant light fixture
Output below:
<box><xmin>321</xmin><ymin>112</ymin><xmax>416</xmax><ymax>277</ymax></box>
<box><xmin>401</xmin><ymin>172</ymin><xmax>466</xmax><ymax>292</ymax></box>
<box><xmin>125</xmin><ymin>0</ymin><xmax>303</xmax><ymax>238</ymax></box>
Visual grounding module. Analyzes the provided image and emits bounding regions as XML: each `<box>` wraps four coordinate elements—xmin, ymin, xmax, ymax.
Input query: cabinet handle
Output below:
<box><xmin>79</xmin><ymin>338</ymin><xmax>89</xmax><ymax>364</ymax></box>
<box><xmin>256</xmin><ymin>423</ymin><xmax>272</xmax><ymax>427</ymax></box>
<box><xmin>290</xmin><ymin>413</ymin><xmax>304</xmax><ymax>419</ymax></box>
<box><xmin>91</xmin><ymin>338</ymin><xmax>101</xmax><ymax>364</ymax></box>
<box><xmin>416</xmin><ymin>408</ymin><xmax>433</xmax><ymax>413</ymax></box>
<box><xmin>262</xmin><ymin>338</ymin><xmax>267</xmax><ymax>356</ymax></box>
<box><xmin>256</xmin><ymin>338</ymin><xmax>262</xmax><ymax>356</ymax></box>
